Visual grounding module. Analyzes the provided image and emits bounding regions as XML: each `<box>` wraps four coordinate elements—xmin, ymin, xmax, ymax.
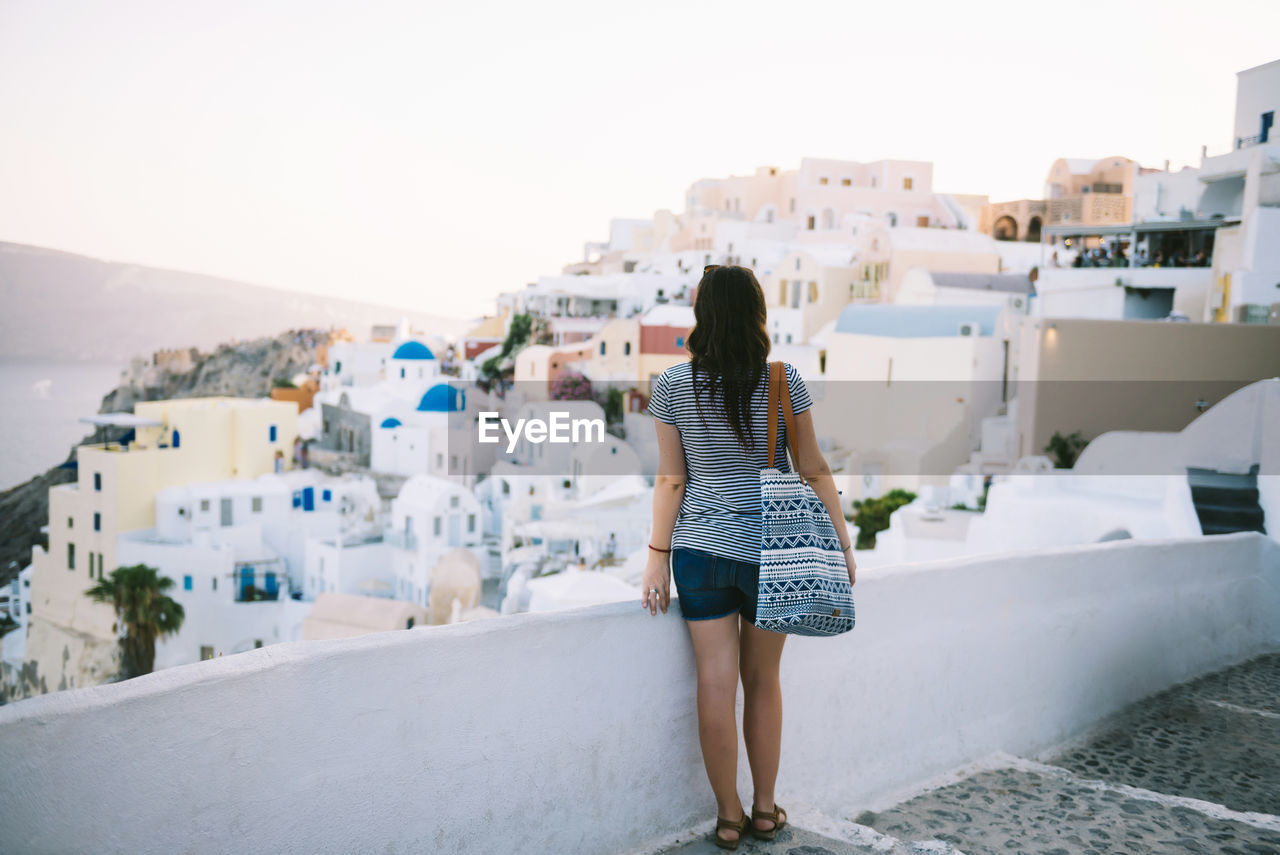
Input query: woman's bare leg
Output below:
<box><xmin>739</xmin><ymin>617</ymin><xmax>788</xmax><ymax>832</ymax></box>
<box><xmin>685</xmin><ymin>612</ymin><xmax>745</xmax><ymax>843</ymax></box>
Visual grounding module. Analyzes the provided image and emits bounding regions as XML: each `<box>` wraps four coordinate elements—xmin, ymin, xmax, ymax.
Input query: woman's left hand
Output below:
<box><xmin>641</xmin><ymin>552</ymin><xmax>671</xmax><ymax>616</ymax></box>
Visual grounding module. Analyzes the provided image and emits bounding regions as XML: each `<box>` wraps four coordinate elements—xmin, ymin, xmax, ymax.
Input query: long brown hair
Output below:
<box><xmin>685</xmin><ymin>265</ymin><xmax>771</xmax><ymax>451</ymax></box>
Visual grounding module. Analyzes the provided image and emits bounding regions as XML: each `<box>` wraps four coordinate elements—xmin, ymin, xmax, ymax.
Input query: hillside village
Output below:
<box><xmin>2</xmin><ymin>60</ymin><xmax>1278</xmax><ymax>706</ymax></box>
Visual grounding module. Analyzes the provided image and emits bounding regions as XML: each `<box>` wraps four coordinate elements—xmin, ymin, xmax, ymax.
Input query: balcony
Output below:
<box><xmin>80</xmin><ymin>440</ymin><xmax>175</xmax><ymax>454</ymax></box>
<box><xmin>231</xmin><ymin>561</ymin><xmax>285</xmax><ymax>602</ymax></box>
<box><xmin>384</xmin><ymin>530</ymin><xmax>418</xmax><ymax>550</ymax></box>
<box><xmin>0</xmin><ymin>532</ymin><xmax>1276</xmax><ymax>853</ymax></box>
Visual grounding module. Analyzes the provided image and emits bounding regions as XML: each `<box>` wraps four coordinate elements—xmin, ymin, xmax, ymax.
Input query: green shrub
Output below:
<box><xmin>480</xmin><ymin>313</ymin><xmax>534</xmax><ymax>383</ymax></box>
<box><xmin>850</xmin><ymin>488</ymin><xmax>917</xmax><ymax>549</ymax></box>
<box><xmin>602</xmin><ymin>386</ymin><xmax>625</xmax><ymax>423</ymax></box>
<box><xmin>1043</xmin><ymin>430</ymin><xmax>1088</xmax><ymax>468</ymax></box>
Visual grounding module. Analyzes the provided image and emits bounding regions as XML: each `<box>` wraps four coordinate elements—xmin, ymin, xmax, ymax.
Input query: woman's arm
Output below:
<box><xmin>642</xmin><ymin>420</ymin><xmax>687</xmax><ymax>615</ymax></box>
<box><xmin>791</xmin><ymin>409</ymin><xmax>857</xmax><ymax>585</ymax></box>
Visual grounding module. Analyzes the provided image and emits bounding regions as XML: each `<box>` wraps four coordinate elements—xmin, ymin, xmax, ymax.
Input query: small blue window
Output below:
<box><xmin>291</xmin><ymin>491</ymin><xmax>302</xmax><ymax>508</ymax></box>
<box><xmin>93</xmin><ymin>473</ymin><xmax>102</xmax><ymax>491</ymax></box>
<box><xmin>599</xmin><ymin>341</ymin><xmax>606</xmax><ymax>356</ymax></box>
<box><xmin>172</xmin><ymin>429</ymin><xmax>181</xmax><ymax>448</ymax></box>
<box><xmin>675</xmin><ymin>336</ymin><xmax>685</xmax><ymax>348</ymax></box>
<box><xmin>322</xmin><ymin>489</ymin><xmax>332</xmax><ymax>502</ymax></box>
<box><xmin>269</xmin><ymin>425</ymin><xmax>278</xmax><ymax>442</ymax></box>
<box><xmin>183</xmin><ymin>575</ymin><xmax>193</xmax><ymax>591</ymax></box>
<box><xmin>93</xmin><ymin>512</ymin><xmax>101</xmax><ymax>532</ymax></box>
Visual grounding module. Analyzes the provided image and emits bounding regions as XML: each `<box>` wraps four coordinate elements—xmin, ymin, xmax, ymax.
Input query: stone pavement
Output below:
<box><xmin>650</xmin><ymin>653</ymin><xmax>1280</xmax><ymax>855</ymax></box>
<box><xmin>642</xmin><ymin>817</ymin><xmax>960</xmax><ymax>855</ymax></box>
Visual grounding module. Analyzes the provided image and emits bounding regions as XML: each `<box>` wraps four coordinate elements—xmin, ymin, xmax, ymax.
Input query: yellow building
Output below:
<box><xmin>585</xmin><ymin>318</ymin><xmax>642</xmax><ymax>382</ymax></box>
<box><xmin>462</xmin><ymin>308</ymin><xmax>510</xmax><ymax>360</ymax></box>
<box><xmin>25</xmin><ymin>397</ymin><xmax>299</xmax><ymax>692</ymax></box>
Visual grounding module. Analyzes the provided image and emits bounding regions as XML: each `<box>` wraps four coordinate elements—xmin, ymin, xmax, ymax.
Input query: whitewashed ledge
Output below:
<box><xmin>1</xmin><ymin>532</ymin><xmax>1276</xmax><ymax>855</ymax></box>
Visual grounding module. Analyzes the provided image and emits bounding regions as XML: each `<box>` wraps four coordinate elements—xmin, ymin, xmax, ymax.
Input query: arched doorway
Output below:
<box><xmin>1025</xmin><ymin>216</ymin><xmax>1042</xmax><ymax>242</ymax></box>
<box><xmin>993</xmin><ymin>216</ymin><xmax>1018</xmax><ymax>241</ymax></box>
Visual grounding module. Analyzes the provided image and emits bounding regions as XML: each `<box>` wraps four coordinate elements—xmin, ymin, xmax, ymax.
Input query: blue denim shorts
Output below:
<box><xmin>671</xmin><ymin>547</ymin><xmax>760</xmax><ymax>622</ymax></box>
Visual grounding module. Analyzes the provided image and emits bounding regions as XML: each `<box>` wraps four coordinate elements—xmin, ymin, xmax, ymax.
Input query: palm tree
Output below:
<box><xmin>86</xmin><ymin>563</ymin><xmax>185</xmax><ymax>680</ymax></box>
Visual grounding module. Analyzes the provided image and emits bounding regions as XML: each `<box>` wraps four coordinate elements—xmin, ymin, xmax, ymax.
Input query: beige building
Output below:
<box><xmin>821</xmin><ymin>304</ymin><xmax>1012</xmax><ymax>504</ymax></box>
<box><xmin>586</xmin><ymin>318</ymin><xmax>641</xmax><ymax>382</ymax></box>
<box><xmin>856</xmin><ymin>224</ymin><xmax>1003</xmax><ymax>303</ymax></box>
<box><xmin>981</xmin><ymin>156</ymin><xmax>1153</xmax><ymax>242</ymax></box>
<box><xmin>683</xmin><ymin>159</ymin><xmax>966</xmax><ymax>232</ymax></box>
<box><xmin>25</xmin><ymin>397</ymin><xmax>299</xmax><ymax>693</ymax></box>
<box><xmin>762</xmin><ymin>247</ymin><xmax>861</xmax><ymax>345</ymax></box>
<box><xmin>1010</xmin><ymin>317</ymin><xmax>1280</xmax><ymax>461</ymax></box>
<box><xmin>757</xmin><ymin>222</ymin><xmax>1007</xmax><ymax>346</ymax></box>
<box><xmin>570</xmin><ymin>158</ymin><xmax>988</xmax><ymax>275</ymax></box>
<box><xmin>814</xmin><ymin>304</ymin><xmax>1280</xmax><ymax>506</ymax></box>
<box><xmin>301</xmin><ymin>592</ymin><xmax>429</xmax><ymax>640</ymax></box>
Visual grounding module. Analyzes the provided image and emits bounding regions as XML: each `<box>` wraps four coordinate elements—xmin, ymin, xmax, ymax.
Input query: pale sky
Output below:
<box><xmin>2</xmin><ymin>0</ymin><xmax>1277</xmax><ymax>321</ymax></box>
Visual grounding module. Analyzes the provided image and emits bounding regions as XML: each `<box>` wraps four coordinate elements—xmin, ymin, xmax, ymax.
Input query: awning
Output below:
<box><xmin>1045</xmin><ymin>219</ymin><xmax>1232</xmax><ymax>238</ymax></box>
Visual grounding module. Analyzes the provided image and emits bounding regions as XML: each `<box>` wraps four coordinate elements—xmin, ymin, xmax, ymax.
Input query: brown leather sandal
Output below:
<box><xmin>750</xmin><ymin>802</ymin><xmax>787</xmax><ymax>840</ymax></box>
<box><xmin>713</xmin><ymin>808</ymin><xmax>750</xmax><ymax>850</ymax></box>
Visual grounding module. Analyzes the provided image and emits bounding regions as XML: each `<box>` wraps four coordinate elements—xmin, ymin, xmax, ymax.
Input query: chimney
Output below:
<box><xmin>1164</xmin><ymin>159</ymin><xmax>1170</xmax><ymax>172</ymax></box>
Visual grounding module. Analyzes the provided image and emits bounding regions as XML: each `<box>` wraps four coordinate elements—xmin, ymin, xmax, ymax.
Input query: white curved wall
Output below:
<box><xmin>1</xmin><ymin>533</ymin><xmax>1276</xmax><ymax>855</ymax></box>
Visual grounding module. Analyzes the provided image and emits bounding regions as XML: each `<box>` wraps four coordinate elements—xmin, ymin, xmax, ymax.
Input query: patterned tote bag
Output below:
<box><xmin>756</xmin><ymin>361</ymin><xmax>856</xmax><ymax>637</ymax></box>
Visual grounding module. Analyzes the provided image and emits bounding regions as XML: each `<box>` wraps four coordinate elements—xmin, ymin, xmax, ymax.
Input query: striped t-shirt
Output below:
<box><xmin>647</xmin><ymin>360</ymin><xmax>813</xmax><ymax>565</ymax></box>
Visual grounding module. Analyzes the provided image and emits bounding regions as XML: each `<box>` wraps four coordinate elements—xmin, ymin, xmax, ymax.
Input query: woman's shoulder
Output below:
<box><xmin>657</xmin><ymin>362</ymin><xmax>693</xmax><ymax>384</ymax></box>
<box><xmin>777</xmin><ymin>360</ymin><xmax>813</xmax><ymax>410</ymax></box>
<box><xmin>664</xmin><ymin>361</ymin><xmax>693</xmax><ymax>375</ymax></box>
<box><xmin>773</xmin><ymin>359</ymin><xmax>804</xmax><ymax>379</ymax></box>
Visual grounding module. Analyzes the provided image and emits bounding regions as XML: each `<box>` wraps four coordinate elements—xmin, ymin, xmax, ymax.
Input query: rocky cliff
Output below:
<box><xmin>0</xmin><ymin>329</ymin><xmax>334</xmax><ymax>589</ymax></box>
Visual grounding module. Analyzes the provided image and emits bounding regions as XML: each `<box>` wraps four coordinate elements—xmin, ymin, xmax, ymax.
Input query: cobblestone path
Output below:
<box><xmin>649</xmin><ymin>653</ymin><xmax>1280</xmax><ymax>855</ymax></box>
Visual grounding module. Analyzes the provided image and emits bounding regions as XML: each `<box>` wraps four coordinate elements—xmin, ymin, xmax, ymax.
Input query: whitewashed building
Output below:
<box><xmin>385</xmin><ymin>475</ymin><xmax>486</xmax><ymax>609</ymax></box>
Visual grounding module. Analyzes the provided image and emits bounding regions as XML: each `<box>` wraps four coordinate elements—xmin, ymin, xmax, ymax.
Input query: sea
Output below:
<box><xmin>0</xmin><ymin>359</ymin><xmax>125</xmax><ymax>491</ymax></box>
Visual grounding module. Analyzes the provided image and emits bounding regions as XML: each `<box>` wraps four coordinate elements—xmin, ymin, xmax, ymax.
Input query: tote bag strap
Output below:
<box><xmin>766</xmin><ymin>361</ymin><xmax>806</xmax><ymax>485</ymax></box>
<box><xmin>766</xmin><ymin>361</ymin><xmax>781</xmax><ymax>468</ymax></box>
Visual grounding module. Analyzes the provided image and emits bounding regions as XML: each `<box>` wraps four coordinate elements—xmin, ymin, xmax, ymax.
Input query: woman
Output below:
<box><xmin>641</xmin><ymin>265</ymin><xmax>857</xmax><ymax>849</ymax></box>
